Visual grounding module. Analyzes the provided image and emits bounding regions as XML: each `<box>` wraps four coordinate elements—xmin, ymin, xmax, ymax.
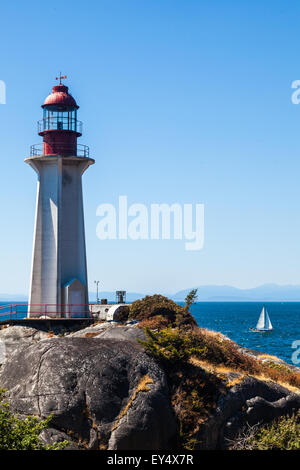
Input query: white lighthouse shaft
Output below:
<box><xmin>26</xmin><ymin>155</ymin><xmax>93</xmax><ymax>318</ymax></box>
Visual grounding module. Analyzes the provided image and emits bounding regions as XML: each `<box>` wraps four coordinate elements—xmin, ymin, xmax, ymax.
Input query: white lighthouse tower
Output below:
<box><xmin>26</xmin><ymin>77</ymin><xmax>94</xmax><ymax>318</ymax></box>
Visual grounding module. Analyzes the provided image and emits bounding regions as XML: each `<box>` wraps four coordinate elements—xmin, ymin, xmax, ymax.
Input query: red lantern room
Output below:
<box><xmin>31</xmin><ymin>75</ymin><xmax>89</xmax><ymax>158</ymax></box>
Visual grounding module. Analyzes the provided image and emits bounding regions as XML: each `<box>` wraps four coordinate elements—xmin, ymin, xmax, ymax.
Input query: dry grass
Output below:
<box><xmin>84</xmin><ymin>332</ymin><xmax>100</xmax><ymax>338</ymax></box>
<box><xmin>190</xmin><ymin>356</ymin><xmax>236</xmax><ymax>376</ymax></box>
<box><xmin>111</xmin><ymin>374</ymin><xmax>154</xmax><ymax>432</ymax></box>
<box><xmin>257</xmin><ymin>353</ymin><xmax>283</xmax><ymax>362</ymax></box>
<box><xmin>190</xmin><ymin>357</ymin><xmax>245</xmax><ymax>388</ymax></box>
<box><xmin>197</xmin><ymin>328</ymin><xmax>231</xmax><ymax>342</ymax></box>
<box><xmin>226</xmin><ymin>376</ymin><xmax>246</xmax><ymax>388</ymax></box>
<box><xmin>254</xmin><ymin>373</ymin><xmax>300</xmax><ymax>394</ymax></box>
<box><xmin>190</xmin><ymin>356</ymin><xmax>300</xmax><ymax>393</ymax></box>
<box><xmin>257</xmin><ymin>367</ymin><xmax>300</xmax><ymax>392</ymax></box>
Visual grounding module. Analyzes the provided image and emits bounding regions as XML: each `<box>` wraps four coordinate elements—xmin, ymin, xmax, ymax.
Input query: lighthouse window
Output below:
<box><xmin>40</xmin><ymin>108</ymin><xmax>80</xmax><ymax>133</ymax></box>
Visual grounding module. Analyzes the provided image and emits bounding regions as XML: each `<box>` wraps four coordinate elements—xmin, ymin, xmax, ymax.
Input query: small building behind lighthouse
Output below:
<box><xmin>26</xmin><ymin>77</ymin><xmax>94</xmax><ymax>318</ymax></box>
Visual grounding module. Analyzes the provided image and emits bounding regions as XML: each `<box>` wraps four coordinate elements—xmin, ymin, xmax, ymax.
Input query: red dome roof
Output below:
<box><xmin>42</xmin><ymin>84</ymin><xmax>79</xmax><ymax>109</ymax></box>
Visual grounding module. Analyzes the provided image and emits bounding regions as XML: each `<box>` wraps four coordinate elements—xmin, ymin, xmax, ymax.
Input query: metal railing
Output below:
<box><xmin>38</xmin><ymin>117</ymin><xmax>83</xmax><ymax>134</ymax></box>
<box><xmin>0</xmin><ymin>304</ymin><xmax>93</xmax><ymax>321</ymax></box>
<box><xmin>30</xmin><ymin>143</ymin><xmax>90</xmax><ymax>158</ymax></box>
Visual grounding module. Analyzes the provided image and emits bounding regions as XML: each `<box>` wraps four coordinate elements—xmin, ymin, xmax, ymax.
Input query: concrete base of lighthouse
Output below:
<box><xmin>25</xmin><ymin>154</ymin><xmax>94</xmax><ymax>318</ymax></box>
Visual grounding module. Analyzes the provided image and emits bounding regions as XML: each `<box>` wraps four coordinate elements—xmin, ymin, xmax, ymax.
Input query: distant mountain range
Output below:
<box><xmin>2</xmin><ymin>284</ymin><xmax>300</xmax><ymax>303</ymax></box>
<box><xmin>171</xmin><ymin>284</ymin><xmax>300</xmax><ymax>301</ymax></box>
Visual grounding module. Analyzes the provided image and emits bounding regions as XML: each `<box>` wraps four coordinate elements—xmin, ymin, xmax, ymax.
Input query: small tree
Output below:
<box><xmin>0</xmin><ymin>389</ymin><xmax>68</xmax><ymax>450</ymax></box>
<box><xmin>184</xmin><ymin>289</ymin><xmax>198</xmax><ymax>314</ymax></box>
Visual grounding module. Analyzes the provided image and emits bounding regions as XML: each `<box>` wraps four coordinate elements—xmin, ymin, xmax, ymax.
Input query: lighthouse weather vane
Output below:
<box><xmin>56</xmin><ymin>73</ymin><xmax>67</xmax><ymax>85</ymax></box>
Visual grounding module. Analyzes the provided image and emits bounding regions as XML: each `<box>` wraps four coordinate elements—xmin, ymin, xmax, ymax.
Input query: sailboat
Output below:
<box><xmin>250</xmin><ymin>306</ymin><xmax>273</xmax><ymax>332</ymax></box>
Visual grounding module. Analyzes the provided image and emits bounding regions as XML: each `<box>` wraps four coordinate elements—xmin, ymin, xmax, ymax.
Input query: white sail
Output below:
<box><xmin>265</xmin><ymin>310</ymin><xmax>273</xmax><ymax>330</ymax></box>
<box><xmin>256</xmin><ymin>307</ymin><xmax>265</xmax><ymax>330</ymax></box>
<box><xmin>254</xmin><ymin>306</ymin><xmax>273</xmax><ymax>330</ymax></box>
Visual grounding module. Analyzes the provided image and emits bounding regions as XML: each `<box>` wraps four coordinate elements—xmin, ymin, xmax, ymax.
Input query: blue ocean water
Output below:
<box><xmin>187</xmin><ymin>302</ymin><xmax>300</xmax><ymax>365</ymax></box>
<box><xmin>1</xmin><ymin>301</ymin><xmax>300</xmax><ymax>365</ymax></box>
<box><xmin>0</xmin><ymin>302</ymin><xmax>27</xmax><ymax>322</ymax></box>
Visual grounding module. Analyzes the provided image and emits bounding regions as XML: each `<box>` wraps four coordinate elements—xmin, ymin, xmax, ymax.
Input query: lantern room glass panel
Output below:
<box><xmin>42</xmin><ymin>107</ymin><xmax>78</xmax><ymax>132</ymax></box>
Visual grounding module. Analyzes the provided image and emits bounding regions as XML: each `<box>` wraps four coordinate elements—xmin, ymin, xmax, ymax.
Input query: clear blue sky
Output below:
<box><xmin>1</xmin><ymin>0</ymin><xmax>300</xmax><ymax>296</ymax></box>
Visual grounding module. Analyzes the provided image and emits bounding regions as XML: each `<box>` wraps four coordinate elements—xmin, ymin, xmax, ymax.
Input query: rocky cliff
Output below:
<box><xmin>0</xmin><ymin>315</ymin><xmax>299</xmax><ymax>450</ymax></box>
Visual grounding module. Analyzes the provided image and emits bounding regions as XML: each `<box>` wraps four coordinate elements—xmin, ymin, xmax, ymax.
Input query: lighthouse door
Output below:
<box><xmin>69</xmin><ymin>289</ymin><xmax>84</xmax><ymax>317</ymax></box>
<box><xmin>63</xmin><ymin>278</ymin><xmax>87</xmax><ymax>318</ymax></box>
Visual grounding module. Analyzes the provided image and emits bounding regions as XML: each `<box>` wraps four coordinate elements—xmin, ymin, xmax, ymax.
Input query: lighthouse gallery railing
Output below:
<box><xmin>38</xmin><ymin>116</ymin><xmax>83</xmax><ymax>134</ymax></box>
<box><xmin>0</xmin><ymin>304</ymin><xmax>93</xmax><ymax>321</ymax></box>
<box><xmin>30</xmin><ymin>143</ymin><xmax>90</xmax><ymax>158</ymax></box>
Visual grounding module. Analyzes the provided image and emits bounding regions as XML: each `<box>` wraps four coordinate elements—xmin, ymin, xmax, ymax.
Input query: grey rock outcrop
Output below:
<box><xmin>69</xmin><ymin>322</ymin><xmax>119</xmax><ymax>337</ymax></box>
<box><xmin>197</xmin><ymin>376</ymin><xmax>300</xmax><ymax>449</ymax></box>
<box><xmin>0</xmin><ymin>322</ymin><xmax>91</xmax><ymax>364</ymax></box>
<box><xmin>100</xmin><ymin>326</ymin><xmax>146</xmax><ymax>343</ymax></box>
<box><xmin>0</xmin><ymin>325</ymin><xmax>49</xmax><ymax>365</ymax></box>
<box><xmin>0</xmin><ymin>337</ymin><xmax>176</xmax><ymax>450</ymax></box>
<box><xmin>69</xmin><ymin>323</ymin><xmax>145</xmax><ymax>343</ymax></box>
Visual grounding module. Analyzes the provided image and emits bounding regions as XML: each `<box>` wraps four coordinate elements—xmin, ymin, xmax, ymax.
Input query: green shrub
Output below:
<box><xmin>129</xmin><ymin>294</ymin><xmax>184</xmax><ymax>320</ymax></box>
<box><xmin>251</xmin><ymin>412</ymin><xmax>300</xmax><ymax>450</ymax></box>
<box><xmin>129</xmin><ymin>294</ymin><xmax>197</xmax><ymax>330</ymax></box>
<box><xmin>0</xmin><ymin>389</ymin><xmax>68</xmax><ymax>450</ymax></box>
<box><xmin>140</xmin><ymin>326</ymin><xmax>257</xmax><ymax>371</ymax></box>
<box><xmin>139</xmin><ymin>327</ymin><xmax>206</xmax><ymax>367</ymax></box>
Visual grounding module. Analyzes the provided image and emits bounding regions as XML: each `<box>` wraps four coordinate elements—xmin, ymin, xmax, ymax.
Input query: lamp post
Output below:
<box><xmin>94</xmin><ymin>281</ymin><xmax>100</xmax><ymax>304</ymax></box>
